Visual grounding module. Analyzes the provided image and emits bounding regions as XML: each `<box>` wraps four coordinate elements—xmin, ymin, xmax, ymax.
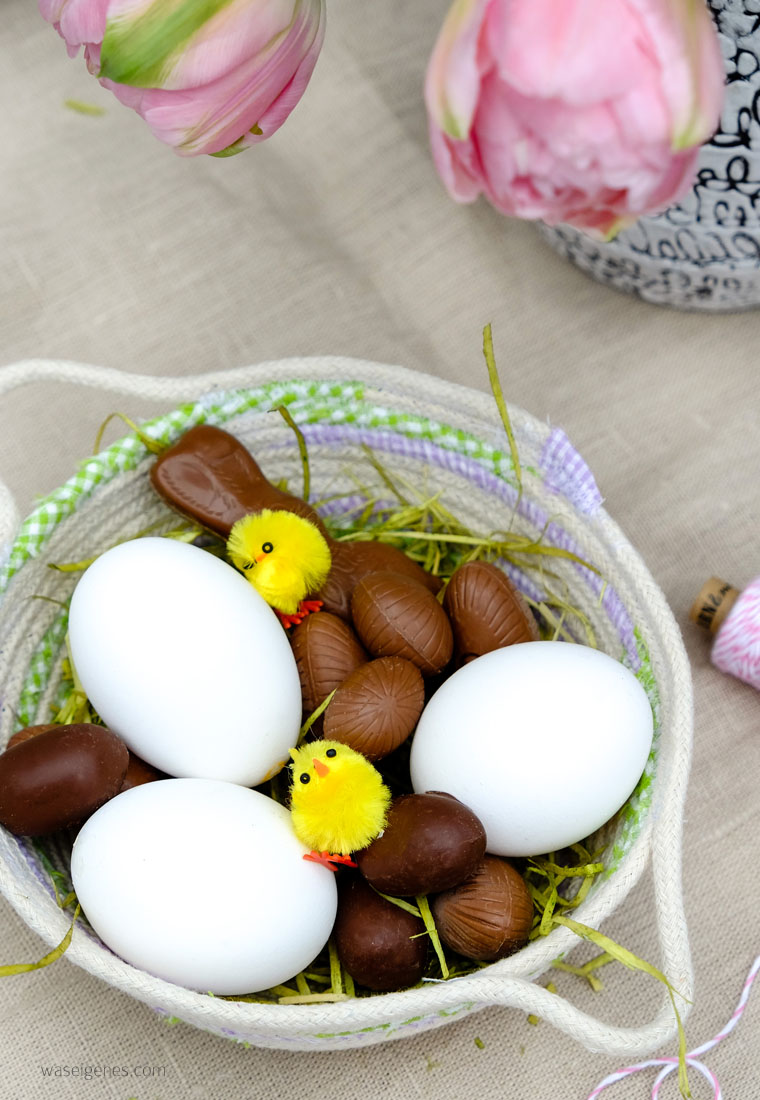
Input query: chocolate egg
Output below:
<box><xmin>6</xmin><ymin>724</ymin><xmax>58</xmax><ymax>750</ymax></box>
<box><xmin>322</xmin><ymin>657</ymin><xmax>424</xmax><ymax>761</ymax></box>
<box><xmin>321</xmin><ymin>542</ymin><xmax>441</xmax><ymax>621</ymax></box>
<box><xmin>351</xmin><ymin>572</ymin><xmax>453</xmax><ymax>675</ymax></box>
<box><xmin>443</xmin><ymin>561</ymin><xmax>539</xmax><ymax>659</ymax></box>
<box><xmin>334</xmin><ymin>875</ymin><xmax>427</xmax><ymax>991</ymax></box>
<box><xmin>120</xmin><ymin>752</ymin><xmax>167</xmax><ymax>792</ymax></box>
<box><xmin>290</xmin><ymin>613</ymin><xmax>367</xmax><ymax>715</ymax></box>
<box><xmin>431</xmin><ymin>855</ymin><xmax>533</xmax><ymax>961</ymax></box>
<box><xmin>7</xmin><ymin>725</ymin><xmax>163</xmax><ymax>795</ymax></box>
<box><xmin>356</xmin><ymin>792</ymin><xmax>486</xmax><ymax>896</ymax></box>
<box><xmin>0</xmin><ymin>724</ymin><xmax>129</xmax><ymax>836</ymax></box>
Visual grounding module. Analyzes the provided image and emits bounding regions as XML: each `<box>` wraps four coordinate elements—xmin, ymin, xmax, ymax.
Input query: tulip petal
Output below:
<box><xmin>99</xmin><ymin>0</ymin><xmax>236</xmax><ymax>87</ymax></box>
<box><xmin>165</xmin><ymin>0</ymin><xmax>310</xmax><ymax>91</ymax></box>
<box><xmin>39</xmin><ymin>0</ymin><xmax>67</xmax><ymax>22</ymax></box>
<box><xmin>628</xmin><ymin>0</ymin><xmax>724</xmax><ymax>148</ymax></box>
<box><xmin>425</xmin><ymin>0</ymin><xmax>490</xmax><ymax>139</ymax></box>
<box><xmin>492</xmin><ymin>0</ymin><xmax>658</xmax><ymax>107</ymax></box>
<box><xmin>102</xmin><ymin>0</ymin><xmax>325</xmax><ymax>154</ymax></box>
<box><xmin>40</xmin><ymin>0</ymin><xmax>110</xmax><ymax>50</ymax></box>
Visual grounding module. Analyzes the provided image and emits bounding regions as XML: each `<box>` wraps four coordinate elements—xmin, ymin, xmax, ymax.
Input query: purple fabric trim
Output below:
<box><xmin>300</xmin><ymin>424</ymin><xmax>639</xmax><ymax>667</ymax></box>
<box><xmin>540</xmin><ymin>428</ymin><xmax>603</xmax><ymax>516</ymax></box>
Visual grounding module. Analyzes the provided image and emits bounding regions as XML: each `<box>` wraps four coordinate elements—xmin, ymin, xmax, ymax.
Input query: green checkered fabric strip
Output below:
<box><xmin>15</xmin><ymin>609</ymin><xmax>70</xmax><ymax>729</ymax></box>
<box><xmin>0</xmin><ymin>379</ymin><xmax>524</xmax><ymax>594</ymax></box>
<box><xmin>607</xmin><ymin>629</ymin><xmax>660</xmax><ymax>874</ymax></box>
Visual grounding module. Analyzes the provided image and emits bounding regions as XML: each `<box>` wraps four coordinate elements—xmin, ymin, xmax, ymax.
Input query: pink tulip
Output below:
<box><xmin>425</xmin><ymin>0</ymin><xmax>725</xmax><ymax>235</ymax></box>
<box><xmin>40</xmin><ymin>0</ymin><xmax>326</xmax><ymax>156</ymax></box>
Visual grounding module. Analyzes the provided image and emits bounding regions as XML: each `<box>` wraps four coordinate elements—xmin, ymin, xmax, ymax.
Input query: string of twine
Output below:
<box><xmin>587</xmin><ymin>954</ymin><xmax>760</xmax><ymax>1099</ymax></box>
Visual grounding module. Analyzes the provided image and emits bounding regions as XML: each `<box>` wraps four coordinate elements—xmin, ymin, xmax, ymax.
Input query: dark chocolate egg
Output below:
<box><xmin>334</xmin><ymin>875</ymin><xmax>427</xmax><ymax>991</ymax></box>
<box><xmin>356</xmin><ymin>792</ymin><xmax>486</xmax><ymax>896</ymax></box>
<box><xmin>431</xmin><ymin>855</ymin><xmax>533</xmax><ymax>961</ymax></box>
<box><xmin>322</xmin><ymin>657</ymin><xmax>424</xmax><ymax>761</ymax></box>
<box><xmin>350</xmin><ymin>572</ymin><xmax>453</xmax><ymax>675</ymax></box>
<box><xmin>290</xmin><ymin>613</ymin><xmax>367</xmax><ymax>715</ymax></box>
<box><xmin>7</xmin><ymin>725</ymin><xmax>163</xmax><ymax>795</ymax></box>
<box><xmin>0</xmin><ymin>724</ymin><xmax>129</xmax><ymax>836</ymax></box>
<box><xmin>443</xmin><ymin>561</ymin><xmax>539</xmax><ymax>660</ymax></box>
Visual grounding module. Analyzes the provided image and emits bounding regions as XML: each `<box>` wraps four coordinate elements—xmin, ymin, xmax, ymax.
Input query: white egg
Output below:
<box><xmin>68</xmin><ymin>537</ymin><xmax>302</xmax><ymax>787</ymax></box>
<box><xmin>409</xmin><ymin>641</ymin><xmax>654</xmax><ymax>857</ymax></box>
<box><xmin>71</xmin><ymin>779</ymin><xmax>338</xmax><ymax>994</ymax></box>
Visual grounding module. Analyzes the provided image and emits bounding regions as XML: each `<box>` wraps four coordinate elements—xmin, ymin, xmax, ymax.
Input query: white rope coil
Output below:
<box><xmin>0</xmin><ymin>359</ymin><xmax>693</xmax><ymax>1055</ymax></box>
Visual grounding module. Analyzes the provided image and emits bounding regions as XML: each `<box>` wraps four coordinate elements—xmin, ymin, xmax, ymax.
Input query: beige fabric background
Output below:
<box><xmin>2</xmin><ymin>2</ymin><xmax>759</xmax><ymax>1097</ymax></box>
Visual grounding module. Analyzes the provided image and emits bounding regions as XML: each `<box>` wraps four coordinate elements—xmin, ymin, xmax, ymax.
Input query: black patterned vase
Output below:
<box><xmin>538</xmin><ymin>0</ymin><xmax>760</xmax><ymax>311</ymax></box>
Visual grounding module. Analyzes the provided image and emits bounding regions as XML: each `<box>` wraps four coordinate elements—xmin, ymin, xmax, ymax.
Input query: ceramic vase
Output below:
<box><xmin>539</xmin><ymin>1</ymin><xmax>760</xmax><ymax>312</ymax></box>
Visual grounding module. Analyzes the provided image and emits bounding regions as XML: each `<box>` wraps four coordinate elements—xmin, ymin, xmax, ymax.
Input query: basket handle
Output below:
<box><xmin>0</xmin><ymin>357</ymin><xmax>279</xmax><ymax>548</ymax></box>
<box><xmin>458</xmin><ymin>646</ymin><xmax>695</xmax><ymax>1059</ymax></box>
<box><xmin>464</xmin><ymin>810</ymin><xmax>692</xmax><ymax>1059</ymax></box>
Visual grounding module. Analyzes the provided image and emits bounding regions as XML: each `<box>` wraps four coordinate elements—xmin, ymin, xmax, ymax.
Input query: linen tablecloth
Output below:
<box><xmin>1</xmin><ymin>2</ymin><xmax>759</xmax><ymax>1096</ymax></box>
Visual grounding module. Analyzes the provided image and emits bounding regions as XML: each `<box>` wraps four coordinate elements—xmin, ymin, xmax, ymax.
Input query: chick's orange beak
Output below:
<box><xmin>312</xmin><ymin>758</ymin><xmax>330</xmax><ymax>778</ymax></box>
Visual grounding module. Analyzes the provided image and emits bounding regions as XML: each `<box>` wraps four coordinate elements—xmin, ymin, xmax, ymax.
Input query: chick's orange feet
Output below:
<box><xmin>303</xmin><ymin>850</ymin><xmax>357</xmax><ymax>871</ymax></box>
<box><xmin>276</xmin><ymin>599</ymin><xmax>324</xmax><ymax>630</ymax></box>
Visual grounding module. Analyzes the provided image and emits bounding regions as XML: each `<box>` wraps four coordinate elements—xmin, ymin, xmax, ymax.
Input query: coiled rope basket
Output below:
<box><xmin>0</xmin><ymin>357</ymin><xmax>693</xmax><ymax>1055</ymax></box>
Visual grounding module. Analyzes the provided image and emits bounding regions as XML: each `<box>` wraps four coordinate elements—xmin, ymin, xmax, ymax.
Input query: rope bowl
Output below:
<box><xmin>0</xmin><ymin>357</ymin><xmax>693</xmax><ymax>1056</ymax></box>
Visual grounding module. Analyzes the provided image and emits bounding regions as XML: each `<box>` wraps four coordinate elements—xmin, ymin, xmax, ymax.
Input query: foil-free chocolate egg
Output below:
<box><xmin>0</xmin><ymin>724</ymin><xmax>129</xmax><ymax>836</ymax></box>
<box><xmin>322</xmin><ymin>657</ymin><xmax>424</xmax><ymax>761</ymax></box>
<box><xmin>7</xmin><ymin>725</ymin><xmax>163</xmax><ymax>794</ymax></box>
<box><xmin>290</xmin><ymin>613</ymin><xmax>367</xmax><ymax>715</ymax></box>
<box><xmin>322</xmin><ymin>542</ymin><xmax>441</xmax><ymax>621</ymax></box>
<box><xmin>120</xmin><ymin>752</ymin><xmax>167</xmax><ymax>792</ymax></box>
<box><xmin>351</xmin><ymin>572</ymin><xmax>453</xmax><ymax>675</ymax></box>
<box><xmin>431</xmin><ymin>855</ymin><xmax>533</xmax><ymax>961</ymax></box>
<box><xmin>356</xmin><ymin>792</ymin><xmax>486</xmax><ymax>896</ymax></box>
<box><xmin>443</xmin><ymin>561</ymin><xmax>539</xmax><ymax>660</ymax></box>
<box><xmin>6</xmin><ymin>724</ymin><xmax>58</xmax><ymax>751</ymax></box>
<box><xmin>334</xmin><ymin>875</ymin><xmax>427</xmax><ymax>991</ymax></box>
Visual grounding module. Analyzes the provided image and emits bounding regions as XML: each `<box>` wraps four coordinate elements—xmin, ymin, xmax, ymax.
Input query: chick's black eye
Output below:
<box><xmin>299</xmin><ymin>773</ymin><xmax>310</xmax><ymax>784</ymax></box>
<box><xmin>261</xmin><ymin>542</ymin><xmax>273</xmax><ymax>554</ymax></box>
<box><xmin>325</xmin><ymin>748</ymin><xmax>337</xmax><ymax>758</ymax></box>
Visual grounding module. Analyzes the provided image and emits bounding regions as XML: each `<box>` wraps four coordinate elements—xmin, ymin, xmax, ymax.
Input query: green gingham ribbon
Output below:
<box><xmin>0</xmin><ymin>379</ymin><xmax>527</xmax><ymax>594</ymax></box>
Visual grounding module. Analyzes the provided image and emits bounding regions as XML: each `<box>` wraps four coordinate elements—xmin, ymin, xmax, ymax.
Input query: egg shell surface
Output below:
<box><xmin>70</xmin><ymin>779</ymin><xmax>338</xmax><ymax>994</ymax></box>
<box><xmin>409</xmin><ymin>642</ymin><xmax>654</xmax><ymax>857</ymax></box>
<box><xmin>68</xmin><ymin>538</ymin><xmax>301</xmax><ymax>786</ymax></box>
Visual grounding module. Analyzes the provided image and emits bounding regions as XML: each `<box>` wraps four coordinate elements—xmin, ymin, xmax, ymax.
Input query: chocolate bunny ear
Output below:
<box><xmin>151</xmin><ymin>424</ymin><xmax>440</xmax><ymax>620</ymax></box>
<box><xmin>150</xmin><ymin>424</ymin><xmax>328</xmax><ymax>539</ymax></box>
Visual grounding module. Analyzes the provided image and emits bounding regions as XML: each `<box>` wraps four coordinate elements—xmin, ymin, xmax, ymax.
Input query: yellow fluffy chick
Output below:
<box><xmin>227</xmin><ymin>509</ymin><xmax>331</xmax><ymax>621</ymax></box>
<box><xmin>289</xmin><ymin>741</ymin><xmax>391</xmax><ymax>863</ymax></box>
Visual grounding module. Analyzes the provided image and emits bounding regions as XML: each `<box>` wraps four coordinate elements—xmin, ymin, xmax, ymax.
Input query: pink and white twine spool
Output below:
<box><xmin>691</xmin><ymin>576</ymin><xmax>760</xmax><ymax>692</ymax></box>
<box><xmin>710</xmin><ymin>577</ymin><xmax>760</xmax><ymax>692</ymax></box>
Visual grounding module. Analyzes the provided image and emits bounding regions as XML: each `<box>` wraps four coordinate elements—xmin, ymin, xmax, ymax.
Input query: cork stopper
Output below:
<box><xmin>689</xmin><ymin>577</ymin><xmax>740</xmax><ymax>635</ymax></box>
